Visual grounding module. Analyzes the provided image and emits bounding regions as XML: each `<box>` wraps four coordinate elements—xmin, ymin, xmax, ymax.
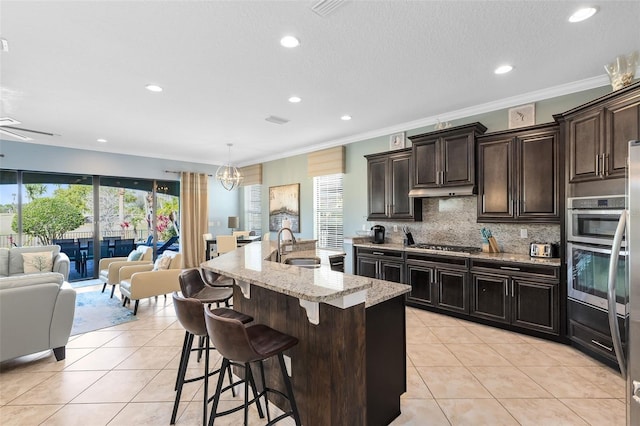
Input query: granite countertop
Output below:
<box><xmin>352</xmin><ymin>241</ymin><xmax>561</xmax><ymax>267</ymax></box>
<box><xmin>201</xmin><ymin>241</ymin><xmax>410</xmax><ymax>307</ymax></box>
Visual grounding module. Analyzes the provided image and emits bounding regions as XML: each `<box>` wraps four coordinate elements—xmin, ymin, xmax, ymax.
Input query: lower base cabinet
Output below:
<box><xmin>354</xmin><ymin>247</ymin><xmax>561</xmax><ymax>338</ymax></box>
<box><xmin>471</xmin><ymin>260</ymin><xmax>560</xmax><ymax>336</ymax></box>
<box><xmin>356</xmin><ymin>247</ymin><xmax>405</xmax><ymax>283</ymax></box>
<box><xmin>405</xmin><ymin>253</ymin><xmax>469</xmax><ymax>314</ymax></box>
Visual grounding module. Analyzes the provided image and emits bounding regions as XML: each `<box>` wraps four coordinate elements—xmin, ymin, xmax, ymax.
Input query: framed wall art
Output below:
<box><xmin>389</xmin><ymin>132</ymin><xmax>406</xmax><ymax>150</ymax></box>
<box><xmin>508</xmin><ymin>103</ymin><xmax>535</xmax><ymax>129</ymax></box>
<box><xmin>269</xmin><ymin>183</ymin><xmax>300</xmax><ymax>232</ymax></box>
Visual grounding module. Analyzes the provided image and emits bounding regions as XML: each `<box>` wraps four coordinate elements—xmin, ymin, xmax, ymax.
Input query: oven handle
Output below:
<box><xmin>608</xmin><ymin>209</ymin><xmax>627</xmax><ymax>378</ymax></box>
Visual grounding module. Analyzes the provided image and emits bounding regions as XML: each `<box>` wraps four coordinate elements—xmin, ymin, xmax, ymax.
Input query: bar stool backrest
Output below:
<box><xmin>201</xmin><ymin>268</ymin><xmax>224</xmax><ymax>286</ymax></box>
<box><xmin>178</xmin><ymin>268</ymin><xmax>206</xmax><ymax>298</ymax></box>
<box><xmin>204</xmin><ymin>308</ymin><xmax>258</xmax><ymax>363</ymax></box>
<box><xmin>172</xmin><ymin>293</ymin><xmax>207</xmax><ymax>337</ymax></box>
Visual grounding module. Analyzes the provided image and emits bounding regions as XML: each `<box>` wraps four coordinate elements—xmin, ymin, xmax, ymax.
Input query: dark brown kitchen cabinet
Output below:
<box><xmin>470</xmin><ymin>260</ymin><xmax>559</xmax><ymax>336</ymax></box>
<box><xmin>477</xmin><ymin>123</ymin><xmax>560</xmax><ymax>223</ymax></box>
<box><xmin>365</xmin><ymin>148</ymin><xmax>422</xmax><ymax>221</ymax></box>
<box><xmin>355</xmin><ymin>247</ymin><xmax>405</xmax><ymax>283</ymax></box>
<box><xmin>409</xmin><ymin>122</ymin><xmax>487</xmax><ymax>190</ymax></box>
<box><xmin>405</xmin><ymin>252</ymin><xmax>469</xmax><ymax>315</ymax></box>
<box><xmin>555</xmin><ymin>81</ymin><xmax>640</xmax><ymax>183</ymax></box>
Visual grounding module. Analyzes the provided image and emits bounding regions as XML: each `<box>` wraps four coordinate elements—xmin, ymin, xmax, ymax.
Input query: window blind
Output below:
<box><xmin>240</xmin><ymin>164</ymin><xmax>262</xmax><ymax>186</ymax></box>
<box><xmin>308</xmin><ymin>146</ymin><xmax>345</xmax><ymax>177</ymax></box>
<box><xmin>313</xmin><ymin>174</ymin><xmax>343</xmax><ymax>250</ymax></box>
<box><xmin>243</xmin><ymin>184</ymin><xmax>262</xmax><ymax>235</ymax></box>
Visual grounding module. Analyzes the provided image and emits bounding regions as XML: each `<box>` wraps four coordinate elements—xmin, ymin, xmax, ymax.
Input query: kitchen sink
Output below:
<box><xmin>283</xmin><ymin>257</ymin><xmax>321</xmax><ymax>268</ymax></box>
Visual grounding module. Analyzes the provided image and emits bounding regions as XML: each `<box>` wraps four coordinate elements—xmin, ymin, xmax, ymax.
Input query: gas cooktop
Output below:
<box><xmin>411</xmin><ymin>243</ymin><xmax>482</xmax><ymax>253</ymax></box>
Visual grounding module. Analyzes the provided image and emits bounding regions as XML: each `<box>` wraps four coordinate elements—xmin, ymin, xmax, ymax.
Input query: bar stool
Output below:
<box><xmin>180</xmin><ymin>268</ymin><xmax>233</xmax><ymax>307</ymax></box>
<box><xmin>180</xmin><ymin>268</ymin><xmax>236</xmax><ymax>362</ymax></box>
<box><xmin>201</xmin><ymin>268</ymin><xmax>234</xmax><ymax>289</ymax></box>
<box><xmin>171</xmin><ymin>293</ymin><xmax>259</xmax><ymax>426</ymax></box>
<box><xmin>204</xmin><ymin>307</ymin><xmax>302</xmax><ymax>426</ymax></box>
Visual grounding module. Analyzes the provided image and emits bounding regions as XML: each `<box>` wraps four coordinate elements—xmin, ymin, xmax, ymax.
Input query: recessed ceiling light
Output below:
<box><xmin>280</xmin><ymin>36</ymin><xmax>300</xmax><ymax>48</ymax></box>
<box><xmin>288</xmin><ymin>96</ymin><xmax>302</xmax><ymax>103</ymax></box>
<box><xmin>145</xmin><ymin>84</ymin><xmax>163</xmax><ymax>92</ymax></box>
<box><xmin>341</xmin><ymin>115</ymin><xmax>352</xmax><ymax>121</ymax></box>
<box><xmin>97</xmin><ymin>138</ymin><xmax>107</xmax><ymax>143</ymax></box>
<box><xmin>494</xmin><ymin>65</ymin><xmax>513</xmax><ymax>75</ymax></box>
<box><xmin>569</xmin><ymin>7</ymin><xmax>597</xmax><ymax>23</ymax></box>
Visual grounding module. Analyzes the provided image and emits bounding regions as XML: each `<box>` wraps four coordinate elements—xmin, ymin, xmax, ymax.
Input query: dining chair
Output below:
<box><xmin>215</xmin><ymin>235</ymin><xmax>237</xmax><ymax>255</ymax></box>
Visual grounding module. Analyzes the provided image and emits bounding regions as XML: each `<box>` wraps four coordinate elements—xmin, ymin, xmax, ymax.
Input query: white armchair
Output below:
<box><xmin>119</xmin><ymin>251</ymin><xmax>183</xmax><ymax>315</ymax></box>
<box><xmin>99</xmin><ymin>245</ymin><xmax>153</xmax><ymax>298</ymax></box>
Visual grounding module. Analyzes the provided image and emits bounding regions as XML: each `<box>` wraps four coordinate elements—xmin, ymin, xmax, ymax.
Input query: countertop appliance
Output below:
<box><xmin>371</xmin><ymin>225</ymin><xmax>385</xmax><ymax>244</ymax></box>
<box><xmin>567</xmin><ymin>195</ymin><xmax>626</xmax><ymax>246</ymax></box>
<box><xmin>530</xmin><ymin>242</ymin><xmax>559</xmax><ymax>258</ymax></box>
<box><xmin>601</xmin><ymin>140</ymin><xmax>640</xmax><ymax>423</ymax></box>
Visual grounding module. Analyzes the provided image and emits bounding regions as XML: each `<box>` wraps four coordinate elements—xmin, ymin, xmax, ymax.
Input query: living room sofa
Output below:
<box><xmin>0</xmin><ymin>245</ymin><xmax>70</xmax><ymax>280</ymax></box>
<box><xmin>0</xmin><ymin>245</ymin><xmax>75</xmax><ymax>362</ymax></box>
<box><xmin>0</xmin><ymin>272</ymin><xmax>76</xmax><ymax>362</ymax></box>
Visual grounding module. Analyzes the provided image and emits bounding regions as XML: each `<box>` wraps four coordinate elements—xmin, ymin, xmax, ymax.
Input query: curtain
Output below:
<box><xmin>180</xmin><ymin>172</ymin><xmax>208</xmax><ymax>268</ymax></box>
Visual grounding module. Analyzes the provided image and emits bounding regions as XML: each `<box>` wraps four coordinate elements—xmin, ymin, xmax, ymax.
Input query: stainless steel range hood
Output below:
<box><xmin>408</xmin><ymin>184</ymin><xmax>476</xmax><ymax>198</ymax></box>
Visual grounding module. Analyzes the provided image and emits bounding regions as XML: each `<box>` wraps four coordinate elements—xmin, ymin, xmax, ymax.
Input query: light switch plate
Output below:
<box><xmin>520</xmin><ymin>228</ymin><xmax>528</xmax><ymax>238</ymax></box>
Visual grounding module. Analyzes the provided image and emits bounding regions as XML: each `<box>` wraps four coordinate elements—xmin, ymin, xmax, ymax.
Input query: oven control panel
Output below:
<box><xmin>568</xmin><ymin>195</ymin><xmax>626</xmax><ymax>210</ymax></box>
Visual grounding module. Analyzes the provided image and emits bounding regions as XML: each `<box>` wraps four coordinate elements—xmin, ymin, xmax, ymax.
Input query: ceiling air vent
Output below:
<box><xmin>265</xmin><ymin>115</ymin><xmax>289</xmax><ymax>125</ymax></box>
<box><xmin>0</xmin><ymin>117</ymin><xmax>21</xmax><ymax>126</ymax></box>
<box><xmin>311</xmin><ymin>0</ymin><xmax>346</xmax><ymax>17</ymax></box>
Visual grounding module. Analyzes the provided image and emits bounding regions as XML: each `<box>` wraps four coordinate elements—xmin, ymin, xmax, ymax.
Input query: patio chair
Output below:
<box><xmin>113</xmin><ymin>238</ymin><xmax>135</xmax><ymax>257</ymax></box>
<box><xmin>156</xmin><ymin>235</ymin><xmax>179</xmax><ymax>255</ymax></box>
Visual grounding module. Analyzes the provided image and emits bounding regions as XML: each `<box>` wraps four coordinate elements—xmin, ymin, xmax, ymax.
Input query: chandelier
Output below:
<box><xmin>215</xmin><ymin>143</ymin><xmax>243</xmax><ymax>191</ymax></box>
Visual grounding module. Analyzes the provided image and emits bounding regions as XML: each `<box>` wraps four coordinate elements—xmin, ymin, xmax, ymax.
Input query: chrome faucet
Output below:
<box><xmin>276</xmin><ymin>227</ymin><xmax>297</xmax><ymax>262</ymax></box>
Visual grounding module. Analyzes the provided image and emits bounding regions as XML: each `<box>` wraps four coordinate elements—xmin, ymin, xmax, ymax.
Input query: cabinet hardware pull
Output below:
<box><xmin>372</xmin><ymin>252</ymin><xmax>384</xmax><ymax>256</ymax></box>
<box><xmin>591</xmin><ymin>339</ymin><xmax>613</xmax><ymax>352</ymax></box>
<box><xmin>511</xmin><ymin>281</ymin><xmax>514</xmax><ymax>296</ymax></box>
<box><xmin>500</xmin><ymin>266</ymin><xmax>521</xmax><ymax>271</ymax></box>
<box><xmin>440</xmin><ymin>171</ymin><xmax>445</xmax><ymax>185</ymax></box>
<box><xmin>505</xmin><ymin>283</ymin><xmax>508</xmax><ymax>296</ymax></box>
<box><xmin>604</xmin><ymin>153</ymin><xmax>609</xmax><ymax>176</ymax></box>
<box><xmin>435</xmin><ymin>170</ymin><xmax>439</xmax><ymax>185</ymax></box>
<box><xmin>595</xmin><ymin>154</ymin><xmax>600</xmax><ymax>176</ymax></box>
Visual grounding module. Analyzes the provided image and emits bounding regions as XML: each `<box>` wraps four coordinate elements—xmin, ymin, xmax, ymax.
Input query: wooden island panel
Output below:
<box><xmin>234</xmin><ymin>284</ymin><xmax>367</xmax><ymax>425</ymax></box>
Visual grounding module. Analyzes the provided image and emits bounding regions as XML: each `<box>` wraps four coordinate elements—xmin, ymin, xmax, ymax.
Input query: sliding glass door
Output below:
<box><xmin>0</xmin><ymin>170</ymin><xmax>180</xmax><ymax>281</ymax></box>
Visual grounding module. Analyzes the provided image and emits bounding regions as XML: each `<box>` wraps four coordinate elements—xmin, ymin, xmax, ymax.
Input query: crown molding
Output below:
<box><xmin>238</xmin><ymin>71</ymin><xmax>637</xmax><ymax>167</ymax></box>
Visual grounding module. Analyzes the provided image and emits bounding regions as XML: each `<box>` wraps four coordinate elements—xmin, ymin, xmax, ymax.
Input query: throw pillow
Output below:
<box><xmin>127</xmin><ymin>250</ymin><xmax>143</xmax><ymax>261</ymax></box>
<box><xmin>153</xmin><ymin>255</ymin><xmax>172</xmax><ymax>271</ymax></box>
<box><xmin>22</xmin><ymin>251</ymin><xmax>54</xmax><ymax>274</ymax></box>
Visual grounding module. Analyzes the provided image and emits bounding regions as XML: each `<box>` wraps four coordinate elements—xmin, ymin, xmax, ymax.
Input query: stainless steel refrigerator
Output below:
<box><xmin>628</xmin><ymin>140</ymin><xmax>640</xmax><ymax>423</ymax></box>
<box><xmin>611</xmin><ymin>140</ymin><xmax>640</xmax><ymax>423</ymax></box>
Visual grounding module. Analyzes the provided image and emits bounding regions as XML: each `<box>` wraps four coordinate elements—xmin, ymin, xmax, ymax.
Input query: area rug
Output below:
<box><xmin>71</xmin><ymin>291</ymin><xmax>138</xmax><ymax>335</ymax></box>
<box><xmin>70</xmin><ymin>278</ymin><xmax>102</xmax><ymax>289</ymax></box>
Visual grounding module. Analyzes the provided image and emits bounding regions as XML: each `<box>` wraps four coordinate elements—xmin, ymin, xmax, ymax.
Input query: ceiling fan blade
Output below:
<box><xmin>3</xmin><ymin>126</ymin><xmax>58</xmax><ymax>137</ymax></box>
<box><xmin>0</xmin><ymin>127</ymin><xmax>32</xmax><ymax>141</ymax></box>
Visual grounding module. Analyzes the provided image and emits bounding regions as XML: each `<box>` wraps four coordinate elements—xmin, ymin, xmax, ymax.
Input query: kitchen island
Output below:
<box><xmin>201</xmin><ymin>241</ymin><xmax>410</xmax><ymax>426</ymax></box>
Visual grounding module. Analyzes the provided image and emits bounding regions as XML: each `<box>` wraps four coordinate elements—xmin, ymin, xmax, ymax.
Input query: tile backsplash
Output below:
<box><xmin>375</xmin><ymin>196</ymin><xmax>560</xmax><ymax>255</ymax></box>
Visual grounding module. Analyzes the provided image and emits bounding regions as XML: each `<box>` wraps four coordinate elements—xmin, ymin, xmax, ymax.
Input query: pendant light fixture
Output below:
<box><xmin>216</xmin><ymin>143</ymin><xmax>243</xmax><ymax>191</ymax></box>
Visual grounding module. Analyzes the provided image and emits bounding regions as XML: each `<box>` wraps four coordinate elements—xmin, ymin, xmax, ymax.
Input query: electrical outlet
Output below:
<box><xmin>393</xmin><ymin>225</ymin><xmax>398</xmax><ymax>232</ymax></box>
<box><xmin>520</xmin><ymin>228</ymin><xmax>528</xmax><ymax>238</ymax></box>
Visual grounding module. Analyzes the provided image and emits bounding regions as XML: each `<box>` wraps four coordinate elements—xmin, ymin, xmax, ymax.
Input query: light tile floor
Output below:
<box><xmin>0</xmin><ymin>284</ymin><xmax>627</xmax><ymax>425</ymax></box>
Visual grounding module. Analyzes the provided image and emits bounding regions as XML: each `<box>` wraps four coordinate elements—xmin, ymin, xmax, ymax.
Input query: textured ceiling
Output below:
<box><xmin>0</xmin><ymin>1</ymin><xmax>639</xmax><ymax>167</ymax></box>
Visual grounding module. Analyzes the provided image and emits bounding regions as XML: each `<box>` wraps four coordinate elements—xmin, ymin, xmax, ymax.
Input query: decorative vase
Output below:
<box><xmin>605</xmin><ymin>51</ymin><xmax>639</xmax><ymax>91</ymax></box>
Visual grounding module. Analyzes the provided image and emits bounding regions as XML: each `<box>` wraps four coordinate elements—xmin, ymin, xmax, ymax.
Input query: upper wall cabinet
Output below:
<box><xmin>365</xmin><ymin>148</ymin><xmax>422</xmax><ymax>221</ymax></box>
<box><xmin>555</xmin><ymin>82</ymin><xmax>640</xmax><ymax>183</ymax></box>
<box><xmin>477</xmin><ymin>123</ymin><xmax>560</xmax><ymax>223</ymax></box>
<box><xmin>409</xmin><ymin>123</ymin><xmax>487</xmax><ymax>191</ymax></box>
